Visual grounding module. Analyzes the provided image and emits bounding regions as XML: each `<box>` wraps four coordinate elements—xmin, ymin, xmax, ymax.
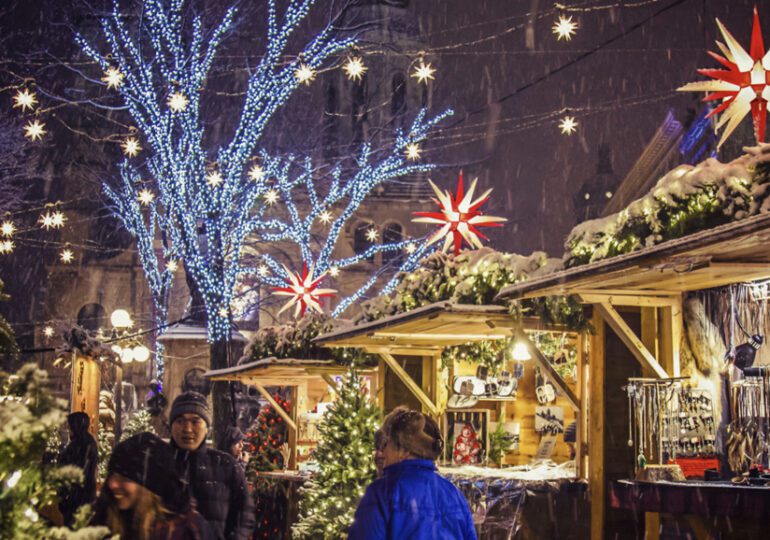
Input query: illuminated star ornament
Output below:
<box><xmin>24</xmin><ymin>120</ymin><xmax>46</xmax><ymax>141</ymax></box>
<box><xmin>166</xmin><ymin>260</ymin><xmax>179</xmax><ymax>272</ymax></box>
<box><xmin>60</xmin><ymin>249</ymin><xmax>74</xmax><ymax>264</ymax></box>
<box><xmin>122</xmin><ymin>137</ymin><xmax>141</xmax><ymax>157</ymax></box>
<box><xmin>405</xmin><ymin>142</ymin><xmax>421</xmax><ymax>160</ymax></box>
<box><xmin>1</xmin><ymin>221</ymin><xmax>15</xmax><ymax>237</ymax></box>
<box><xmin>365</xmin><ymin>228</ymin><xmax>378</xmax><ymax>242</ymax></box>
<box><xmin>102</xmin><ymin>67</ymin><xmax>124</xmax><ymax>89</ymax></box>
<box><xmin>206</xmin><ymin>170</ymin><xmax>224</xmax><ymax>187</ymax></box>
<box><xmin>295</xmin><ymin>63</ymin><xmax>316</xmax><ymax>86</ymax></box>
<box><xmin>167</xmin><ymin>92</ymin><xmax>189</xmax><ymax>112</ymax></box>
<box><xmin>40</xmin><ymin>210</ymin><xmax>66</xmax><ymax>230</ymax></box>
<box><xmin>553</xmin><ymin>15</ymin><xmax>578</xmax><ymax>41</ymax></box>
<box><xmin>43</xmin><ymin>326</ymin><xmax>55</xmax><ymax>338</ymax></box>
<box><xmin>13</xmin><ymin>89</ymin><xmax>37</xmax><ymax>111</ymax></box>
<box><xmin>559</xmin><ymin>115</ymin><xmax>578</xmax><ymax>135</ymax></box>
<box><xmin>412</xmin><ymin>60</ymin><xmax>436</xmax><ymax>84</ymax></box>
<box><xmin>138</xmin><ymin>189</ymin><xmax>155</xmax><ymax>206</ymax></box>
<box><xmin>0</xmin><ymin>240</ymin><xmax>13</xmax><ymax>254</ymax></box>
<box><xmin>272</xmin><ymin>263</ymin><xmax>337</xmax><ymax>318</ymax></box>
<box><xmin>412</xmin><ymin>171</ymin><xmax>507</xmax><ymax>255</ymax></box>
<box><xmin>343</xmin><ymin>57</ymin><xmax>367</xmax><ymax>81</ymax></box>
<box><xmin>248</xmin><ymin>164</ymin><xmax>265</xmax><ymax>182</ymax></box>
<box><xmin>679</xmin><ymin>7</ymin><xmax>770</xmax><ymax>148</ymax></box>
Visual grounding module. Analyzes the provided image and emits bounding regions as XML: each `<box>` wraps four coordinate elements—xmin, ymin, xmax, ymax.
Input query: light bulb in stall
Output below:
<box><xmin>511</xmin><ymin>341</ymin><xmax>531</xmax><ymax>361</ymax></box>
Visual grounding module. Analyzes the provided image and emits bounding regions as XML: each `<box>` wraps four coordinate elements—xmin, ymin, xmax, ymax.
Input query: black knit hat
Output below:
<box><xmin>107</xmin><ymin>432</ymin><xmax>190</xmax><ymax>513</ymax></box>
<box><xmin>169</xmin><ymin>391</ymin><xmax>211</xmax><ymax>426</ymax></box>
<box><xmin>216</xmin><ymin>425</ymin><xmax>244</xmax><ymax>453</ymax></box>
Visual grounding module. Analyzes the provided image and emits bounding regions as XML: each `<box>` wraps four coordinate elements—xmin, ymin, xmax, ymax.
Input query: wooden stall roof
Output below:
<box><xmin>496</xmin><ymin>212</ymin><xmax>770</xmax><ymax>302</ymax></box>
<box><xmin>205</xmin><ymin>357</ymin><xmax>370</xmax><ymax>386</ymax></box>
<box><xmin>314</xmin><ymin>301</ymin><xmax>563</xmax><ymax>354</ymax></box>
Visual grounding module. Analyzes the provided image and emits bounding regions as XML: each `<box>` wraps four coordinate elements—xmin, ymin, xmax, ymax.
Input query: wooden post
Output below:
<box><xmin>514</xmin><ymin>329</ymin><xmax>580</xmax><ymax>410</ymax></box>
<box><xmin>659</xmin><ymin>299</ymin><xmax>683</xmax><ymax>377</ymax></box>
<box><xmin>641</xmin><ymin>307</ymin><xmax>661</xmax><ymax>538</ymax></box>
<box><xmin>287</xmin><ymin>386</ymin><xmax>298</xmax><ymax>470</ymax></box>
<box><xmin>377</xmin><ymin>358</ymin><xmax>387</xmax><ymax>410</ymax></box>
<box><xmin>576</xmin><ymin>332</ymin><xmax>588</xmax><ymax>480</ymax></box>
<box><xmin>594</xmin><ymin>302</ymin><xmax>669</xmax><ymax>378</ymax></box>
<box><xmin>70</xmin><ymin>353</ymin><xmax>101</xmax><ymax>439</ymax></box>
<box><xmin>379</xmin><ymin>352</ymin><xmax>440</xmax><ymax>416</ymax></box>
<box><xmin>589</xmin><ymin>311</ymin><xmax>606</xmax><ymax>540</ymax></box>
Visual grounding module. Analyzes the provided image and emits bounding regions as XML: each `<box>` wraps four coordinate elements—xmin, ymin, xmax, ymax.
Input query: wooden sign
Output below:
<box><xmin>70</xmin><ymin>353</ymin><xmax>100</xmax><ymax>438</ymax></box>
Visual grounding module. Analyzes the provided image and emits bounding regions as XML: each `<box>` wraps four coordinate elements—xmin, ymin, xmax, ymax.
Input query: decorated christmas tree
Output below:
<box><xmin>0</xmin><ymin>364</ymin><xmax>107</xmax><ymax>538</ymax></box>
<box><xmin>292</xmin><ymin>368</ymin><xmax>380</xmax><ymax>539</ymax></box>
<box><xmin>246</xmin><ymin>392</ymin><xmax>291</xmax><ymax>474</ymax></box>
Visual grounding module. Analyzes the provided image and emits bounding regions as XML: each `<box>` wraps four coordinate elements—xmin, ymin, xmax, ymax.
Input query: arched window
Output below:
<box><xmin>77</xmin><ymin>303</ymin><xmax>107</xmax><ymax>332</ymax></box>
<box><xmin>382</xmin><ymin>222</ymin><xmax>403</xmax><ymax>265</ymax></box>
<box><xmin>353</xmin><ymin>222</ymin><xmax>375</xmax><ymax>263</ymax></box>
<box><xmin>323</xmin><ymin>83</ymin><xmax>339</xmax><ymax>158</ymax></box>
<box><xmin>351</xmin><ymin>75</ymin><xmax>368</xmax><ymax>145</ymax></box>
<box><xmin>391</xmin><ymin>72</ymin><xmax>407</xmax><ymax>127</ymax></box>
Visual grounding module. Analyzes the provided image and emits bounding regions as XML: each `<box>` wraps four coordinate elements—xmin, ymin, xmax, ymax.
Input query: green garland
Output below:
<box><xmin>565</xmin><ymin>158</ymin><xmax>770</xmax><ymax>268</ymax></box>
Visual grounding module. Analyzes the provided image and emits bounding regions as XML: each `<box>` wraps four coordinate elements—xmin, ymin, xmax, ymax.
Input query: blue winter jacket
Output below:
<box><xmin>347</xmin><ymin>459</ymin><xmax>477</xmax><ymax>540</ymax></box>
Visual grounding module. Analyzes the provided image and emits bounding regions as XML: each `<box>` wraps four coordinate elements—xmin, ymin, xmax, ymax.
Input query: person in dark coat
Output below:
<box><xmin>216</xmin><ymin>425</ymin><xmax>248</xmax><ymax>470</ymax></box>
<box><xmin>91</xmin><ymin>432</ymin><xmax>211</xmax><ymax>540</ymax></box>
<box><xmin>169</xmin><ymin>392</ymin><xmax>255</xmax><ymax>540</ymax></box>
<box><xmin>58</xmin><ymin>411</ymin><xmax>98</xmax><ymax>525</ymax></box>
<box><xmin>348</xmin><ymin>408</ymin><xmax>477</xmax><ymax>540</ymax></box>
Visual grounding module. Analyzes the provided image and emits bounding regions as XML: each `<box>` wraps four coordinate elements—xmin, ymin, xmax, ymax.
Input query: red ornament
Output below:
<box><xmin>679</xmin><ymin>6</ymin><xmax>770</xmax><ymax>147</ymax></box>
<box><xmin>272</xmin><ymin>262</ymin><xmax>337</xmax><ymax>318</ymax></box>
<box><xmin>412</xmin><ymin>171</ymin><xmax>507</xmax><ymax>256</ymax></box>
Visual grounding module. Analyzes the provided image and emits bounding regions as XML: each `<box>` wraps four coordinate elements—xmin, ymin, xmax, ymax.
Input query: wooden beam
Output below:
<box><xmin>379</xmin><ymin>352</ymin><xmax>440</xmax><ymax>416</ymax></box>
<box><xmin>589</xmin><ymin>311</ymin><xmax>605</xmax><ymax>540</ymax></box>
<box><xmin>593</xmin><ymin>302</ymin><xmax>669</xmax><ymax>379</ymax></box>
<box><xmin>659</xmin><ymin>299</ymin><xmax>683</xmax><ymax>377</ymax></box>
<box><xmin>287</xmin><ymin>386</ymin><xmax>298</xmax><ymax>470</ymax></box>
<box><xmin>514</xmin><ymin>329</ymin><xmax>580</xmax><ymax>410</ymax></box>
<box><xmin>320</xmin><ymin>372</ymin><xmax>339</xmax><ymax>391</ymax></box>
<box><xmin>576</xmin><ymin>332</ymin><xmax>587</xmax><ymax>480</ymax></box>
<box><xmin>578</xmin><ymin>293</ymin><xmax>680</xmax><ymax>308</ymax></box>
<box><xmin>252</xmin><ymin>382</ymin><xmax>297</xmax><ymax>432</ymax></box>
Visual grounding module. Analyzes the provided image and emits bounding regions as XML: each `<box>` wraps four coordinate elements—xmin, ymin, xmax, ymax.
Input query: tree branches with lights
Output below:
<box><xmin>76</xmin><ymin>0</ymin><xmax>451</xmax><ymax>350</ymax></box>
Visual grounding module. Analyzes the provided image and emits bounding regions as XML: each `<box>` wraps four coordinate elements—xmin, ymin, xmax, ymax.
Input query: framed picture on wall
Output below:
<box><xmin>444</xmin><ymin>409</ymin><xmax>489</xmax><ymax>466</ymax></box>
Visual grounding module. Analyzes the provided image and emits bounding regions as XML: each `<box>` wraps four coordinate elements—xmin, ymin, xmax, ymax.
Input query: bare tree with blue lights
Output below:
<box><xmin>76</xmin><ymin>0</ymin><xmax>451</xmax><ymax>432</ymax></box>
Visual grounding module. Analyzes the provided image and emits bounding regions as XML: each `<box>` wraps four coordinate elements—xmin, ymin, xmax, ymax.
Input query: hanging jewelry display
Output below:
<box><xmin>625</xmin><ymin>378</ymin><xmax>715</xmax><ymax>474</ymax></box>
<box><xmin>727</xmin><ymin>366</ymin><xmax>770</xmax><ymax>474</ymax></box>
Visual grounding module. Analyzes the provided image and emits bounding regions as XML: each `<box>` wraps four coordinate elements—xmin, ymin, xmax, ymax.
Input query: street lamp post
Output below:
<box><xmin>109</xmin><ymin>309</ymin><xmax>150</xmax><ymax>446</ymax></box>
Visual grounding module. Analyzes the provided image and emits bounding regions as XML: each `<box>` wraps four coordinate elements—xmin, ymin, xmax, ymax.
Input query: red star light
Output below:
<box><xmin>412</xmin><ymin>171</ymin><xmax>506</xmax><ymax>256</ymax></box>
<box><xmin>272</xmin><ymin>263</ymin><xmax>337</xmax><ymax>318</ymax></box>
<box><xmin>679</xmin><ymin>6</ymin><xmax>770</xmax><ymax>148</ymax></box>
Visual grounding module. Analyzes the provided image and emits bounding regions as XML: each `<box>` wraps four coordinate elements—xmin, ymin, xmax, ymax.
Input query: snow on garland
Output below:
<box><xmin>565</xmin><ymin>143</ymin><xmax>770</xmax><ymax>268</ymax></box>
<box><xmin>357</xmin><ymin>248</ymin><xmax>562</xmax><ymax>323</ymax></box>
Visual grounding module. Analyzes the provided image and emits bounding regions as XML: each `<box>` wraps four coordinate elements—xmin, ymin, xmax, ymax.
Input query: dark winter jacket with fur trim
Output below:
<box><xmin>172</xmin><ymin>441</ymin><xmax>255</xmax><ymax>540</ymax></box>
<box><xmin>348</xmin><ymin>458</ymin><xmax>477</xmax><ymax>540</ymax></box>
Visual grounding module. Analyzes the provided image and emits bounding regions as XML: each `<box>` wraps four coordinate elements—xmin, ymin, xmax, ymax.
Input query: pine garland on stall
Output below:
<box><xmin>292</xmin><ymin>369</ymin><xmax>380</xmax><ymax>539</ymax></box>
<box><xmin>0</xmin><ymin>364</ymin><xmax>108</xmax><ymax>539</ymax></box>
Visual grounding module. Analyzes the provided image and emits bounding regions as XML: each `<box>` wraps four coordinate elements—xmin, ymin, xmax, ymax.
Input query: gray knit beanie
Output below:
<box><xmin>170</xmin><ymin>391</ymin><xmax>211</xmax><ymax>426</ymax></box>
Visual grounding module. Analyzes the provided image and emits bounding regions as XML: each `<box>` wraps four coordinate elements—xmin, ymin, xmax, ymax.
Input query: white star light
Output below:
<box><xmin>40</xmin><ymin>210</ymin><xmax>66</xmax><ymax>230</ymax></box>
<box><xmin>248</xmin><ymin>164</ymin><xmax>265</xmax><ymax>182</ymax></box>
<box><xmin>218</xmin><ymin>306</ymin><xmax>229</xmax><ymax>318</ymax></box>
<box><xmin>1</xmin><ymin>222</ymin><xmax>15</xmax><ymax>237</ymax></box>
<box><xmin>43</xmin><ymin>326</ymin><xmax>55</xmax><ymax>338</ymax></box>
<box><xmin>365</xmin><ymin>228</ymin><xmax>378</xmax><ymax>242</ymax></box>
<box><xmin>405</xmin><ymin>243</ymin><xmax>417</xmax><ymax>254</ymax></box>
<box><xmin>553</xmin><ymin>15</ymin><xmax>578</xmax><ymax>41</ymax></box>
<box><xmin>343</xmin><ymin>57</ymin><xmax>368</xmax><ymax>81</ymax></box>
<box><xmin>295</xmin><ymin>63</ymin><xmax>316</xmax><ymax>86</ymax></box>
<box><xmin>138</xmin><ymin>189</ymin><xmax>155</xmax><ymax>205</ymax></box>
<box><xmin>122</xmin><ymin>137</ymin><xmax>141</xmax><ymax>157</ymax></box>
<box><xmin>257</xmin><ymin>265</ymin><xmax>269</xmax><ymax>277</ymax></box>
<box><xmin>60</xmin><ymin>249</ymin><xmax>74</xmax><ymax>264</ymax></box>
<box><xmin>24</xmin><ymin>120</ymin><xmax>46</xmax><ymax>141</ymax></box>
<box><xmin>559</xmin><ymin>116</ymin><xmax>578</xmax><ymax>135</ymax></box>
<box><xmin>167</xmin><ymin>92</ymin><xmax>189</xmax><ymax>112</ymax></box>
<box><xmin>102</xmin><ymin>67</ymin><xmax>124</xmax><ymax>89</ymax></box>
<box><xmin>166</xmin><ymin>260</ymin><xmax>179</xmax><ymax>272</ymax></box>
<box><xmin>318</xmin><ymin>210</ymin><xmax>333</xmax><ymax>225</ymax></box>
<box><xmin>411</xmin><ymin>61</ymin><xmax>436</xmax><ymax>84</ymax></box>
<box><xmin>264</xmin><ymin>189</ymin><xmax>279</xmax><ymax>205</ymax></box>
<box><xmin>13</xmin><ymin>89</ymin><xmax>37</xmax><ymax>111</ymax></box>
<box><xmin>405</xmin><ymin>142</ymin><xmax>421</xmax><ymax>161</ymax></box>
<box><xmin>207</xmin><ymin>170</ymin><xmax>224</xmax><ymax>187</ymax></box>
<box><xmin>0</xmin><ymin>240</ymin><xmax>14</xmax><ymax>254</ymax></box>
<box><xmin>329</xmin><ymin>266</ymin><xmax>340</xmax><ymax>277</ymax></box>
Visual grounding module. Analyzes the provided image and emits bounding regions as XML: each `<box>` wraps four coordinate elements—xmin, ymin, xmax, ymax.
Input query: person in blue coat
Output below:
<box><xmin>348</xmin><ymin>408</ymin><xmax>477</xmax><ymax>540</ymax></box>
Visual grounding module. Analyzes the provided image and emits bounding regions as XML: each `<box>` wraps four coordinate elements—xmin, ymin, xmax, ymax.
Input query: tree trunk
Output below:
<box><xmin>210</xmin><ymin>338</ymin><xmax>234</xmax><ymax>445</ymax></box>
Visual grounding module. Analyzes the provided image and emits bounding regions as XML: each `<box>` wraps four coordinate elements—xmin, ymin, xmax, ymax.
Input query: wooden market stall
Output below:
<box><xmin>315</xmin><ymin>302</ymin><xmax>589</xmax><ymax>538</ymax></box>
<box><xmin>205</xmin><ymin>357</ymin><xmax>379</xmax><ymax>469</ymax></box>
<box><xmin>496</xmin><ymin>212</ymin><xmax>770</xmax><ymax>540</ymax></box>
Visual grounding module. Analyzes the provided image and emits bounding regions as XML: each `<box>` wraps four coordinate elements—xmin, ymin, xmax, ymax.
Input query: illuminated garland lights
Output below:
<box><xmin>78</xmin><ymin>0</ymin><xmax>452</xmax><ymax>340</ymax></box>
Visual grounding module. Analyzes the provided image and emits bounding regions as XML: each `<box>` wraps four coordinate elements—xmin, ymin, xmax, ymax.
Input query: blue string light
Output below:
<box><xmin>77</xmin><ymin>0</ymin><xmax>452</xmax><ymax>345</ymax></box>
